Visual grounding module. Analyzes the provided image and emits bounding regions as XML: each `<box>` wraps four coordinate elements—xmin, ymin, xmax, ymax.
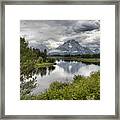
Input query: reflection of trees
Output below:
<box><xmin>39</xmin><ymin>67</ymin><xmax>47</xmax><ymax>77</ymax></box>
<box><xmin>48</xmin><ymin>66</ymin><xmax>55</xmax><ymax>75</ymax></box>
<box><xmin>33</xmin><ymin>66</ymin><xmax>55</xmax><ymax>77</ymax></box>
<box><xmin>20</xmin><ymin>65</ymin><xmax>55</xmax><ymax>99</ymax></box>
<box><xmin>22</xmin><ymin>65</ymin><xmax>56</xmax><ymax>79</ymax></box>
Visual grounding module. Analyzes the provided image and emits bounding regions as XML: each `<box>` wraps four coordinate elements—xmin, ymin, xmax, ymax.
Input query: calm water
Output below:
<box><xmin>32</xmin><ymin>60</ymin><xmax>100</xmax><ymax>95</ymax></box>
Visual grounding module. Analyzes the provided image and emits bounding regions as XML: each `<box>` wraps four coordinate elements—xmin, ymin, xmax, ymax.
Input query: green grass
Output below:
<box><xmin>49</xmin><ymin>56</ymin><xmax>100</xmax><ymax>65</ymax></box>
<box><xmin>21</xmin><ymin>71</ymin><xmax>100</xmax><ymax>100</ymax></box>
<box><xmin>79</xmin><ymin>58</ymin><xmax>100</xmax><ymax>64</ymax></box>
<box><xmin>35</xmin><ymin>63</ymin><xmax>55</xmax><ymax>68</ymax></box>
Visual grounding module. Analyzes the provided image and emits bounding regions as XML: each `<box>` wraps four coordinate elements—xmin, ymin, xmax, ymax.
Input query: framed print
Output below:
<box><xmin>0</xmin><ymin>0</ymin><xmax>119</xmax><ymax>119</ymax></box>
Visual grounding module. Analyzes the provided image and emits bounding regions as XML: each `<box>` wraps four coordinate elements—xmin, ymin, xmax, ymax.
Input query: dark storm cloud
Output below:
<box><xmin>72</xmin><ymin>20</ymin><xmax>100</xmax><ymax>33</ymax></box>
<box><xmin>20</xmin><ymin>20</ymin><xmax>100</xmax><ymax>49</ymax></box>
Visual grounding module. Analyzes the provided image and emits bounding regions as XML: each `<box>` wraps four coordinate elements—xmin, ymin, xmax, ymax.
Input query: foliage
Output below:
<box><xmin>80</xmin><ymin>58</ymin><xmax>100</xmax><ymax>65</ymax></box>
<box><xmin>80</xmin><ymin>54</ymin><xmax>100</xmax><ymax>58</ymax></box>
<box><xmin>48</xmin><ymin>56</ymin><xmax>100</xmax><ymax>65</ymax></box>
<box><xmin>20</xmin><ymin>37</ymin><xmax>56</xmax><ymax>99</ymax></box>
<box><xmin>47</xmin><ymin>57</ymin><xmax>56</xmax><ymax>63</ymax></box>
<box><xmin>48</xmin><ymin>53</ymin><xmax>100</xmax><ymax>58</ymax></box>
<box><xmin>20</xmin><ymin>37</ymin><xmax>100</xmax><ymax>100</ymax></box>
<box><xmin>20</xmin><ymin>37</ymin><xmax>55</xmax><ymax>76</ymax></box>
<box><xmin>35</xmin><ymin>63</ymin><xmax>55</xmax><ymax>68</ymax></box>
<box><xmin>20</xmin><ymin>76</ymin><xmax>37</xmax><ymax>99</ymax></box>
<box><xmin>21</xmin><ymin>71</ymin><xmax>100</xmax><ymax>100</ymax></box>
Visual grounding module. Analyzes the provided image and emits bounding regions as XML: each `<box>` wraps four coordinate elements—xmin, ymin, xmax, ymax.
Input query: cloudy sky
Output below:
<box><xmin>20</xmin><ymin>20</ymin><xmax>100</xmax><ymax>50</ymax></box>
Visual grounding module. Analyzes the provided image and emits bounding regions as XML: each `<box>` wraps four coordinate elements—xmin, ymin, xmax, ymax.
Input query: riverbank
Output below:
<box><xmin>35</xmin><ymin>62</ymin><xmax>55</xmax><ymax>68</ymax></box>
<box><xmin>80</xmin><ymin>58</ymin><xmax>100</xmax><ymax>64</ymax></box>
<box><xmin>21</xmin><ymin>71</ymin><xmax>100</xmax><ymax>100</ymax></box>
<box><xmin>48</xmin><ymin>56</ymin><xmax>100</xmax><ymax>65</ymax></box>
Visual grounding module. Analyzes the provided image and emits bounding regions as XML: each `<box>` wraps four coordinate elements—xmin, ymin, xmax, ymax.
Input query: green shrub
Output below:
<box><xmin>21</xmin><ymin>71</ymin><xmax>100</xmax><ymax>100</ymax></box>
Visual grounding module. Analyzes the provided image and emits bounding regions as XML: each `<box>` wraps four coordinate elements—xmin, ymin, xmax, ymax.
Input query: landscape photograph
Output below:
<box><xmin>20</xmin><ymin>20</ymin><xmax>100</xmax><ymax>100</ymax></box>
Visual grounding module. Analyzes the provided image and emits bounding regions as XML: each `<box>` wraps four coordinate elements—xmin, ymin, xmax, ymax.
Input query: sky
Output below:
<box><xmin>20</xmin><ymin>20</ymin><xmax>100</xmax><ymax>50</ymax></box>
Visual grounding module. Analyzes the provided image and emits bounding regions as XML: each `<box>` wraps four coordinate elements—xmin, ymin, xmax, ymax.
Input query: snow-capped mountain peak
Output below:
<box><xmin>48</xmin><ymin>39</ymin><xmax>94</xmax><ymax>55</ymax></box>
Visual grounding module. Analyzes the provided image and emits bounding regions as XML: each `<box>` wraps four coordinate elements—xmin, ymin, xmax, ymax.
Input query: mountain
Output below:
<box><xmin>48</xmin><ymin>39</ymin><xmax>93</xmax><ymax>55</ymax></box>
<box><xmin>29</xmin><ymin>43</ymin><xmax>48</xmax><ymax>52</ymax></box>
<box><xmin>93</xmin><ymin>48</ymin><xmax>100</xmax><ymax>54</ymax></box>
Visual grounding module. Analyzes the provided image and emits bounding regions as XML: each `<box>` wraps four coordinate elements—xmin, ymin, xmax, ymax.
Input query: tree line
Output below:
<box><xmin>48</xmin><ymin>53</ymin><xmax>100</xmax><ymax>58</ymax></box>
<box><xmin>20</xmin><ymin>37</ymin><xmax>55</xmax><ymax>77</ymax></box>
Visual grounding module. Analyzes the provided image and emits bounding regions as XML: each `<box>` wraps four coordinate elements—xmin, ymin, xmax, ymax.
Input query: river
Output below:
<box><xmin>31</xmin><ymin>60</ymin><xmax>100</xmax><ymax>95</ymax></box>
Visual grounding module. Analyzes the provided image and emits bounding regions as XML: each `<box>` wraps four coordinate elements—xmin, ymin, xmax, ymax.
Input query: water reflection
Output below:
<box><xmin>25</xmin><ymin>66</ymin><xmax>55</xmax><ymax>77</ymax></box>
<box><xmin>20</xmin><ymin>65</ymin><xmax>56</xmax><ymax>98</ymax></box>
<box><xmin>48</xmin><ymin>66</ymin><xmax>56</xmax><ymax>75</ymax></box>
<box><xmin>32</xmin><ymin>60</ymin><xmax>100</xmax><ymax>95</ymax></box>
<box><xmin>57</xmin><ymin>60</ymin><xmax>86</xmax><ymax>74</ymax></box>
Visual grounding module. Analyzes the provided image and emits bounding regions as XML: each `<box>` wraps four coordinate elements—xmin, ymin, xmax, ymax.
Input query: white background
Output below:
<box><xmin>5</xmin><ymin>5</ymin><xmax>115</xmax><ymax>115</ymax></box>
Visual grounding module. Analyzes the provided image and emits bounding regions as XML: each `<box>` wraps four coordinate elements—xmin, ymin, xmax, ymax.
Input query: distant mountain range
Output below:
<box><xmin>29</xmin><ymin>39</ymin><xmax>100</xmax><ymax>55</ymax></box>
<box><xmin>92</xmin><ymin>48</ymin><xmax>100</xmax><ymax>54</ymax></box>
<box><xmin>48</xmin><ymin>39</ymin><xmax>99</xmax><ymax>55</ymax></box>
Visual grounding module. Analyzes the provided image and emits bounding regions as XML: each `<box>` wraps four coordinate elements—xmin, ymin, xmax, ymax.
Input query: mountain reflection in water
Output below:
<box><xmin>57</xmin><ymin>60</ymin><xmax>86</xmax><ymax>74</ymax></box>
<box><xmin>32</xmin><ymin>60</ymin><xmax>100</xmax><ymax>95</ymax></box>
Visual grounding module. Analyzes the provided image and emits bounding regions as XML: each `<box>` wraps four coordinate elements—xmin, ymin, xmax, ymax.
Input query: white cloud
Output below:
<box><xmin>20</xmin><ymin>20</ymin><xmax>100</xmax><ymax>50</ymax></box>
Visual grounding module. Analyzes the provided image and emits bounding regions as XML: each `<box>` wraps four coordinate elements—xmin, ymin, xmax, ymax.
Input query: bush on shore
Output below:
<box><xmin>21</xmin><ymin>71</ymin><xmax>100</xmax><ymax>100</ymax></box>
